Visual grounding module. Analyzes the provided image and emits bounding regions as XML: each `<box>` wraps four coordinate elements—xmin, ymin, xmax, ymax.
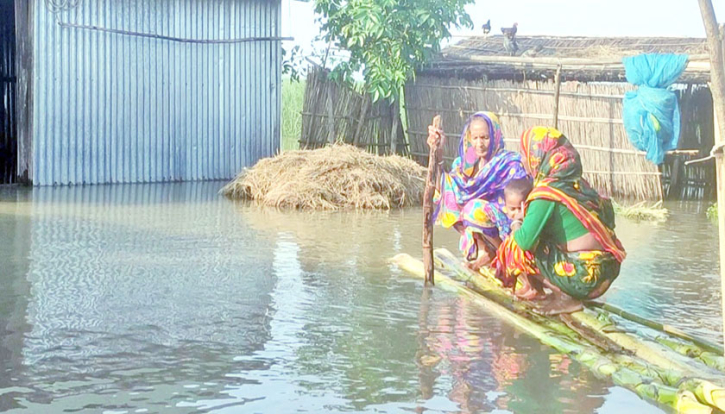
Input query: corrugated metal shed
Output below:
<box><xmin>30</xmin><ymin>0</ymin><xmax>281</xmax><ymax>185</ymax></box>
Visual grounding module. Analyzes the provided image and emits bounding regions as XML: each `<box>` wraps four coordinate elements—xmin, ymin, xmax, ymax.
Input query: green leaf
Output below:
<box><xmin>315</xmin><ymin>0</ymin><xmax>474</xmax><ymax>103</ymax></box>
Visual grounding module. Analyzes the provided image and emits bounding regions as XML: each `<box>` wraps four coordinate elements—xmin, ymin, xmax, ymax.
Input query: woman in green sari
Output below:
<box><xmin>497</xmin><ymin>126</ymin><xmax>626</xmax><ymax>315</ymax></box>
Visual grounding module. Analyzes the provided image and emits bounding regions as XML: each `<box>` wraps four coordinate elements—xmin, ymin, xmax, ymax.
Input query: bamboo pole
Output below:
<box><xmin>352</xmin><ymin>98</ymin><xmax>369</xmax><ymax>146</ymax></box>
<box><xmin>412</xmin><ymin>83</ymin><xmax>625</xmax><ymax>100</ymax></box>
<box><xmin>697</xmin><ymin>0</ymin><xmax>725</xmax><ymax>356</ymax></box>
<box><xmin>422</xmin><ymin>115</ymin><xmax>442</xmax><ymax>286</ymax></box>
<box><xmin>390</xmin><ymin>103</ymin><xmax>399</xmax><ymax>154</ymax></box>
<box><xmin>430</xmin><ymin>249</ymin><xmax>725</xmax><ymax>409</ymax></box>
<box><xmin>553</xmin><ymin>65</ymin><xmax>562</xmax><ymax>128</ymax></box>
<box><xmin>587</xmin><ymin>301</ymin><xmax>723</xmax><ymax>355</ymax></box>
<box><xmin>390</xmin><ymin>252</ymin><xmax>715</xmax><ymax>413</ymax></box>
<box><xmin>326</xmin><ymin>82</ymin><xmax>336</xmax><ymax>144</ymax></box>
<box><xmin>432</xmin><ymin>248</ymin><xmax>724</xmax><ymax>378</ymax></box>
<box><xmin>444</xmin><ymin>53</ymin><xmax>711</xmax><ymax>73</ymax></box>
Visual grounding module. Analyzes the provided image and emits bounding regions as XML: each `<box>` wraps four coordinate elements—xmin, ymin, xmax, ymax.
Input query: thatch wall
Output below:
<box><xmin>300</xmin><ymin>68</ymin><xmax>402</xmax><ymax>154</ymax></box>
<box><xmin>406</xmin><ymin>76</ymin><xmax>712</xmax><ymax>201</ymax></box>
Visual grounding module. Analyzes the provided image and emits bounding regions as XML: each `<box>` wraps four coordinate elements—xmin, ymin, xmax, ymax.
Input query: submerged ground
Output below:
<box><xmin>0</xmin><ymin>182</ymin><xmax>719</xmax><ymax>413</ymax></box>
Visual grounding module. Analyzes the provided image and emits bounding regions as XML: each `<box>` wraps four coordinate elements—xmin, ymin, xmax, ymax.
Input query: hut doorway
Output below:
<box><xmin>0</xmin><ymin>0</ymin><xmax>16</xmax><ymax>184</ymax></box>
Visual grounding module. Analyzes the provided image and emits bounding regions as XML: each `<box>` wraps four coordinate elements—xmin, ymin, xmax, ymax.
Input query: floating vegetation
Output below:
<box><xmin>613</xmin><ymin>200</ymin><xmax>669</xmax><ymax>222</ymax></box>
<box><xmin>707</xmin><ymin>203</ymin><xmax>718</xmax><ymax>221</ymax></box>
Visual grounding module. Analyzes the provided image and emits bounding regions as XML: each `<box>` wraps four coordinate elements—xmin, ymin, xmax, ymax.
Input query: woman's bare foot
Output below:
<box><xmin>464</xmin><ymin>251</ymin><xmax>493</xmax><ymax>272</ymax></box>
<box><xmin>534</xmin><ymin>293</ymin><xmax>583</xmax><ymax>316</ymax></box>
<box><xmin>513</xmin><ymin>274</ymin><xmax>546</xmax><ymax>301</ymax></box>
<box><xmin>514</xmin><ymin>288</ymin><xmax>547</xmax><ymax>301</ymax></box>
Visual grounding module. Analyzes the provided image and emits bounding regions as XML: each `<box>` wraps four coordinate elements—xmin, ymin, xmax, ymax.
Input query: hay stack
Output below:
<box><xmin>220</xmin><ymin>145</ymin><xmax>427</xmax><ymax>210</ymax></box>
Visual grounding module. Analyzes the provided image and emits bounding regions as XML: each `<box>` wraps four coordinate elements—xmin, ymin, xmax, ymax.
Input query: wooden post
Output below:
<box><xmin>553</xmin><ymin>65</ymin><xmax>563</xmax><ymax>129</ymax></box>
<box><xmin>390</xmin><ymin>103</ymin><xmax>399</xmax><ymax>154</ymax></box>
<box><xmin>697</xmin><ymin>0</ymin><xmax>725</xmax><ymax>354</ymax></box>
<box><xmin>352</xmin><ymin>98</ymin><xmax>369</xmax><ymax>146</ymax></box>
<box><xmin>326</xmin><ymin>83</ymin><xmax>336</xmax><ymax>144</ymax></box>
<box><xmin>422</xmin><ymin>115</ymin><xmax>442</xmax><ymax>286</ymax></box>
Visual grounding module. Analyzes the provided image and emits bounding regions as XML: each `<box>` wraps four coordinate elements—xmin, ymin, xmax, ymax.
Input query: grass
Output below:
<box><xmin>612</xmin><ymin>200</ymin><xmax>669</xmax><ymax>222</ymax></box>
<box><xmin>281</xmin><ymin>77</ymin><xmax>306</xmax><ymax>152</ymax></box>
<box><xmin>707</xmin><ymin>203</ymin><xmax>718</xmax><ymax>221</ymax></box>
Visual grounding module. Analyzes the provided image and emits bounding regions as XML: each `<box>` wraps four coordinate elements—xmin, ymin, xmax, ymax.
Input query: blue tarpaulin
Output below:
<box><xmin>622</xmin><ymin>54</ymin><xmax>689</xmax><ymax>165</ymax></box>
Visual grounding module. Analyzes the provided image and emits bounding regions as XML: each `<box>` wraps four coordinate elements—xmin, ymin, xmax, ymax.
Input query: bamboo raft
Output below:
<box><xmin>391</xmin><ymin>248</ymin><xmax>725</xmax><ymax>413</ymax></box>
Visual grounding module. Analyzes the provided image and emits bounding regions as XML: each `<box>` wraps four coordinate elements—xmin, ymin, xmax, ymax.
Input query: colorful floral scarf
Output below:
<box><xmin>521</xmin><ymin>126</ymin><xmax>625</xmax><ymax>262</ymax></box>
<box><xmin>433</xmin><ymin>112</ymin><xmax>527</xmax><ymax>240</ymax></box>
<box><xmin>495</xmin><ymin>127</ymin><xmax>626</xmax><ymax>286</ymax></box>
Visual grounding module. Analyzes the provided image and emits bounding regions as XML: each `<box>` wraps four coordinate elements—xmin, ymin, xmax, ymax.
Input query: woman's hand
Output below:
<box><xmin>427</xmin><ymin>124</ymin><xmax>446</xmax><ymax>160</ymax></box>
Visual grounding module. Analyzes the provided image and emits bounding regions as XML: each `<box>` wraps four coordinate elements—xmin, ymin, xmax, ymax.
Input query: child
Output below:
<box><xmin>502</xmin><ymin>178</ymin><xmax>546</xmax><ymax>300</ymax></box>
<box><xmin>503</xmin><ymin>178</ymin><xmax>532</xmax><ymax>226</ymax></box>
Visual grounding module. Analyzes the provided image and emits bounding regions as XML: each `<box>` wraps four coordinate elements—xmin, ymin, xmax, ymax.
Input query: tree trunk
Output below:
<box><xmin>697</xmin><ymin>0</ymin><xmax>725</xmax><ymax>356</ymax></box>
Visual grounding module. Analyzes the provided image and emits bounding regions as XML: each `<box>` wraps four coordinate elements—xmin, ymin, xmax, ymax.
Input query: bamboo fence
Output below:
<box><xmin>300</xmin><ymin>67</ymin><xmax>403</xmax><ymax>155</ymax></box>
<box><xmin>406</xmin><ymin>76</ymin><xmax>715</xmax><ymax>201</ymax></box>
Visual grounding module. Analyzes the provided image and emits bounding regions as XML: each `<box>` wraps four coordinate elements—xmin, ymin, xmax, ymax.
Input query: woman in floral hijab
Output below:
<box><xmin>427</xmin><ymin>112</ymin><xmax>528</xmax><ymax>269</ymax></box>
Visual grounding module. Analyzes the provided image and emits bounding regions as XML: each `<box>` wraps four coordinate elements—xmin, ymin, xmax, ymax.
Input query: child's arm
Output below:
<box><xmin>513</xmin><ymin>200</ymin><xmax>555</xmax><ymax>251</ymax></box>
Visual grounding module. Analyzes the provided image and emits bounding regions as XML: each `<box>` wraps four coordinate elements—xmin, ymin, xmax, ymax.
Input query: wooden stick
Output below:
<box><xmin>352</xmin><ymin>98</ymin><xmax>370</xmax><ymax>146</ymax></box>
<box><xmin>422</xmin><ymin>115</ymin><xmax>442</xmax><ymax>286</ymax></box>
<box><xmin>445</xmin><ymin>54</ymin><xmax>712</xmax><ymax>73</ymax></box>
<box><xmin>404</xmin><ymin>108</ymin><xmax>624</xmax><ymax>124</ymax></box>
<box><xmin>586</xmin><ymin>301</ymin><xmax>723</xmax><ymax>355</ymax></box>
<box><xmin>412</xmin><ymin>83</ymin><xmax>625</xmax><ymax>100</ymax></box>
<box><xmin>553</xmin><ymin>65</ymin><xmax>563</xmax><ymax>129</ymax></box>
<box><xmin>326</xmin><ymin>83</ymin><xmax>336</xmax><ymax>144</ymax></box>
<box><xmin>697</xmin><ymin>0</ymin><xmax>725</xmax><ymax>355</ymax></box>
<box><xmin>390</xmin><ymin>103</ymin><xmax>399</xmax><ymax>154</ymax></box>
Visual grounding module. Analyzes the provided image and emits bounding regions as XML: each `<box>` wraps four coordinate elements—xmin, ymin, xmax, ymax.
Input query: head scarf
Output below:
<box><xmin>447</xmin><ymin>112</ymin><xmax>527</xmax><ymax>204</ymax></box>
<box><xmin>520</xmin><ymin>126</ymin><xmax>626</xmax><ymax>262</ymax></box>
<box><xmin>433</xmin><ymin>112</ymin><xmax>528</xmax><ymax>256</ymax></box>
<box><xmin>457</xmin><ymin>111</ymin><xmax>505</xmax><ymax>176</ymax></box>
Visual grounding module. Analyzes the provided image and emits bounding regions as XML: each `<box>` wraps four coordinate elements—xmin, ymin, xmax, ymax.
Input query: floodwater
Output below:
<box><xmin>0</xmin><ymin>182</ymin><xmax>720</xmax><ymax>414</ymax></box>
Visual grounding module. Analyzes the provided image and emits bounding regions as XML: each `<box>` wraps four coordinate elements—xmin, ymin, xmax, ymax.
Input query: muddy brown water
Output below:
<box><xmin>0</xmin><ymin>182</ymin><xmax>719</xmax><ymax>413</ymax></box>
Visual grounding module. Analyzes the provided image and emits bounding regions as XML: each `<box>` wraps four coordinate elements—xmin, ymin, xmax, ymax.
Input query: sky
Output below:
<box><xmin>281</xmin><ymin>0</ymin><xmax>725</xmax><ymax>61</ymax></box>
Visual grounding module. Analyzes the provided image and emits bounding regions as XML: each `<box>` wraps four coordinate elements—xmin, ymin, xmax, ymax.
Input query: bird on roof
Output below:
<box><xmin>482</xmin><ymin>19</ymin><xmax>491</xmax><ymax>35</ymax></box>
<box><xmin>501</xmin><ymin>23</ymin><xmax>518</xmax><ymax>39</ymax></box>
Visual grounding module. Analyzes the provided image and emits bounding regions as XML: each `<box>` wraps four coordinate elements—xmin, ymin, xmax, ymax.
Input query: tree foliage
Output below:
<box><xmin>314</xmin><ymin>0</ymin><xmax>474</xmax><ymax>102</ymax></box>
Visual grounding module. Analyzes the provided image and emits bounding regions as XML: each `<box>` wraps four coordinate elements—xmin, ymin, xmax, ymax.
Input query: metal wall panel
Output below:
<box><xmin>32</xmin><ymin>0</ymin><xmax>280</xmax><ymax>185</ymax></box>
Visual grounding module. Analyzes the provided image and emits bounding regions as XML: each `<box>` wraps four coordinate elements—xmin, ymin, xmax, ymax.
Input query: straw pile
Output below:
<box><xmin>220</xmin><ymin>144</ymin><xmax>427</xmax><ymax>210</ymax></box>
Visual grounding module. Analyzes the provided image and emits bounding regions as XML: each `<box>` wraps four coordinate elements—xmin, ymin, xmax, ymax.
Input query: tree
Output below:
<box><xmin>314</xmin><ymin>0</ymin><xmax>474</xmax><ymax>102</ymax></box>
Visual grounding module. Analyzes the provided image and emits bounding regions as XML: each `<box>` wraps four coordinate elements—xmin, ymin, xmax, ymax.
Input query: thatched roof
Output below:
<box><xmin>421</xmin><ymin>35</ymin><xmax>711</xmax><ymax>83</ymax></box>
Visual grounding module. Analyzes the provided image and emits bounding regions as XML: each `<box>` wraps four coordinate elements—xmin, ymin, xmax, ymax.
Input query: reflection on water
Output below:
<box><xmin>609</xmin><ymin>201</ymin><xmax>721</xmax><ymax>345</ymax></box>
<box><xmin>0</xmin><ymin>182</ymin><xmax>717</xmax><ymax>413</ymax></box>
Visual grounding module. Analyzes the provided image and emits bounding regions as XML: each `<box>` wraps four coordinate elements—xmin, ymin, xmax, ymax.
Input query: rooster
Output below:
<box><xmin>501</xmin><ymin>23</ymin><xmax>518</xmax><ymax>39</ymax></box>
<box><xmin>482</xmin><ymin>19</ymin><xmax>491</xmax><ymax>35</ymax></box>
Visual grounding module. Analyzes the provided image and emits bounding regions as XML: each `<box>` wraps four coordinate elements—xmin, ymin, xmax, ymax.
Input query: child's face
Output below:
<box><xmin>505</xmin><ymin>193</ymin><xmax>526</xmax><ymax>220</ymax></box>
